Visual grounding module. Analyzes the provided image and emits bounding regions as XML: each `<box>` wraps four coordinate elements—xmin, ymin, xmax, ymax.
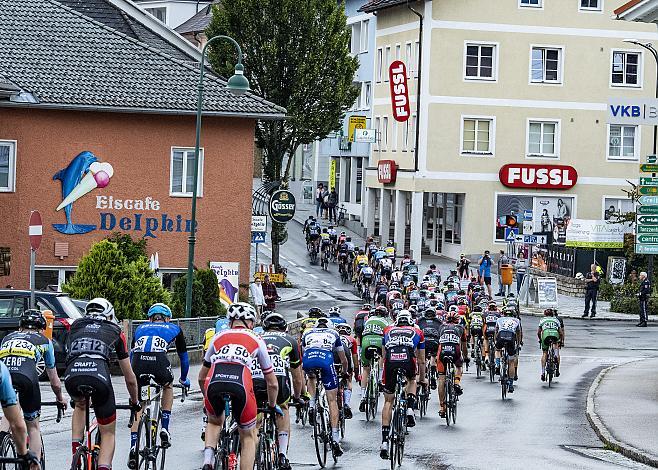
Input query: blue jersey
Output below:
<box><xmin>0</xmin><ymin>362</ymin><xmax>16</xmax><ymax>408</ymax></box>
<box><xmin>215</xmin><ymin>318</ymin><xmax>230</xmax><ymax>333</ymax></box>
<box><xmin>132</xmin><ymin>322</ymin><xmax>187</xmax><ymax>354</ymax></box>
<box><xmin>374</xmin><ymin>250</ymin><xmax>387</xmax><ymax>261</ymax></box>
<box><xmin>329</xmin><ymin>316</ymin><xmax>347</xmax><ymax>325</ymax></box>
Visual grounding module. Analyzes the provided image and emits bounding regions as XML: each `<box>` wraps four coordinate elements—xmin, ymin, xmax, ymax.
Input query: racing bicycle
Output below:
<box><xmin>309</xmin><ymin>368</ymin><xmax>338</xmax><ymax>468</ymax></box>
<box><xmin>387</xmin><ymin>369</ymin><xmax>408</xmax><ymax>470</ymax></box>
<box><xmin>213</xmin><ymin>394</ymin><xmax>240</xmax><ymax>470</ymax></box>
<box><xmin>544</xmin><ymin>339</ymin><xmax>558</xmax><ymax>388</ymax></box>
<box><xmin>321</xmin><ymin>247</ymin><xmax>330</xmax><ymax>271</ymax></box>
<box><xmin>500</xmin><ymin>348</ymin><xmax>510</xmax><ymax>401</ymax></box>
<box><xmin>443</xmin><ymin>357</ymin><xmax>458</xmax><ymax>426</ymax></box>
<box><xmin>364</xmin><ymin>350</ymin><xmax>381</xmax><ymax>422</ymax></box>
<box><xmin>255</xmin><ymin>406</ymin><xmax>280</xmax><ymax>470</ymax></box>
<box><xmin>474</xmin><ymin>335</ymin><xmax>484</xmax><ymax>379</ymax></box>
<box><xmin>487</xmin><ymin>335</ymin><xmax>496</xmax><ymax>384</ymax></box>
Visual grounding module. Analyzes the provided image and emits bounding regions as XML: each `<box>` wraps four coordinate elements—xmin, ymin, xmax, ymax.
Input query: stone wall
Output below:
<box><xmin>529</xmin><ymin>267</ymin><xmax>587</xmax><ymax>298</ymax></box>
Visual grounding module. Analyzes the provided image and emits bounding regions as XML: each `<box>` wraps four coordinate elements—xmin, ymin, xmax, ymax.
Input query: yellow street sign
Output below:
<box><xmin>329</xmin><ymin>159</ymin><xmax>337</xmax><ymax>190</ymax></box>
<box><xmin>348</xmin><ymin>115</ymin><xmax>367</xmax><ymax>142</ymax></box>
<box><xmin>254</xmin><ymin>272</ymin><xmax>285</xmax><ymax>283</ymax></box>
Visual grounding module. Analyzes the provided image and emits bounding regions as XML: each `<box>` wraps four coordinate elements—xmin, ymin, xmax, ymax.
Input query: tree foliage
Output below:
<box><xmin>105</xmin><ymin>232</ymin><xmax>148</xmax><ymax>263</ymax></box>
<box><xmin>171</xmin><ymin>269</ymin><xmax>226</xmax><ymax>318</ymax></box>
<box><xmin>63</xmin><ymin>239</ymin><xmax>170</xmax><ymax>320</ymax></box>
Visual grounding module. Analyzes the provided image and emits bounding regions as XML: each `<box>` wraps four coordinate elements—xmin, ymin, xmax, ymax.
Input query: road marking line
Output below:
<box><xmin>321</xmin><ymin>281</ymin><xmax>331</xmax><ymax>286</ymax></box>
<box><xmin>289</xmin><ymin>262</ymin><xmax>297</xmax><ymax>267</ymax></box>
<box><xmin>309</xmin><ymin>274</ymin><xmax>318</xmax><ymax>279</ymax></box>
<box><xmin>299</xmin><ymin>267</ymin><xmax>309</xmax><ymax>273</ymax></box>
<box><xmin>281</xmin><ymin>255</ymin><xmax>288</xmax><ymax>261</ymax></box>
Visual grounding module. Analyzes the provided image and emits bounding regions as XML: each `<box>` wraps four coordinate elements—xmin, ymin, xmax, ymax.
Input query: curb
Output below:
<box><xmin>278</xmin><ymin>288</ymin><xmax>310</xmax><ymax>304</ymax></box>
<box><xmin>586</xmin><ymin>359</ymin><xmax>658</xmax><ymax>468</ymax></box>
<box><xmin>522</xmin><ymin>309</ymin><xmax>637</xmax><ymax>322</ymax></box>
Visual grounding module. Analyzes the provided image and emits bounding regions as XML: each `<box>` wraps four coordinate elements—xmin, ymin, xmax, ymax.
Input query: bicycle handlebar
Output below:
<box><xmin>116</xmin><ymin>404</ymin><xmax>139</xmax><ymax>428</ymax></box>
<box><xmin>172</xmin><ymin>383</ymin><xmax>189</xmax><ymax>403</ymax></box>
<box><xmin>41</xmin><ymin>401</ymin><xmax>65</xmax><ymax>423</ymax></box>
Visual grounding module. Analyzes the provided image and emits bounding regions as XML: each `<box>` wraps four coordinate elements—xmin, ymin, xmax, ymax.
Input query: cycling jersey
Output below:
<box><xmin>337</xmin><ymin>334</ymin><xmax>357</xmax><ymax>373</ymax></box>
<box><xmin>417</xmin><ymin>317</ymin><xmax>442</xmax><ymax>356</ymax></box>
<box><xmin>301</xmin><ymin>328</ymin><xmax>344</xmax><ymax>391</ymax></box>
<box><xmin>203</xmin><ymin>328</ymin><xmax>273</xmax><ymax>429</ymax></box>
<box><xmin>353</xmin><ymin>310</ymin><xmax>370</xmax><ymax>339</ymax></box>
<box><xmin>300</xmin><ymin>317</ymin><xmax>318</xmax><ymax>334</ymax></box>
<box><xmin>484</xmin><ymin>312</ymin><xmax>501</xmax><ymax>336</ymax></box>
<box><xmin>131</xmin><ymin>321</ymin><xmax>188</xmax><ymax>387</ymax></box>
<box><xmin>495</xmin><ymin>316</ymin><xmax>520</xmax><ymax>356</ymax></box>
<box><xmin>0</xmin><ymin>362</ymin><xmax>17</xmax><ymax>409</ymax></box>
<box><xmin>355</xmin><ymin>255</ymin><xmax>368</xmax><ymax>266</ymax></box>
<box><xmin>437</xmin><ymin>323</ymin><xmax>466</xmax><ymax>372</ymax></box>
<box><xmin>64</xmin><ymin>318</ymin><xmax>130</xmax><ymax>425</ymax></box>
<box><xmin>470</xmin><ymin>314</ymin><xmax>484</xmax><ymax>336</ymax></box>
<box><xmin>361</xmin><ymin>266</ymin><xmax>374</xmax><ymax>278</ymax></box>
<box><xmin>538</xmin><ymin>317</ymin><xmax>561</xmax><ymax>350</ymax></box>
<box><xmin>374</xmin><ymin>250</ymin><xmax>387</xmax><ymax>261</ymax></box>
<box><xmin>381</xmin><ymin>325</ymin><xmax>424</xmax><ymax>394</ymax></box>
<box><xmin>0</xmin><ymin>331</ymin><xmax>56</xmax><ymax>420</ymax></box>
<box><xmin>329</xmin><ymin>316</ymin><xmax>347</xmax><ymax>325</ymax></box>
<box><xmin>384</xmin><ymin>247</ymin><xmax>395</xmax><ymax>257</ymax></box>
<box><xmin>345</xmin><ymin>242</ymin><xmax>355</xmax><ymax>253</ymax></box>
<box><xmin>380</xmin><ymin>258</ymin><xmax>393</xmax><ymax>271</ymax></box>
<box><xmin>252</xmin><ymin>331</ymin><xmax>301</xmax><ymax>405</ymax></box>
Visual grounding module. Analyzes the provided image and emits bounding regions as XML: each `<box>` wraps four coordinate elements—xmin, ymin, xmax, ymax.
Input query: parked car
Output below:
<box><xmin>0</xmin><ymin>289</ymin><xmax>83</xmax><ymax>373</ymax></box>
<box><xmin>72</xmin><ymin>299</ymin><xmax>88</xmax><ymax>314</ymax></box>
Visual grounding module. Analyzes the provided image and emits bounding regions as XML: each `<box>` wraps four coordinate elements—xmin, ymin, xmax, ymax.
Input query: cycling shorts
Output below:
<box><xmin>64</xmin><ymin>358</ymin><xmax>116</xmax><ymax>425</ymax></box>
<box><xmin>302</xmin><ymin>349</ymin><xmax>338</xmax><ymax>391</ymax></box>
<box><xmin>470</xmin><ymin>327</ymin><xmax>483</xmax><ymax>338</ymax></box>
<box><xmin>381</xmin><ymin>354</ymin><xmax>416</xmax><ymax>395</ymax></box>
<box><xmin>437</xmin><ymin>343</ymin><xmax>462</xmax><ymax>373</ymax></box>
<box><xmin>0</xmin><ymin>362</ymin><xmax>16</xmax><ymax>409</ymax></box>
<box><xmin>253</xmin><ymin>375</ymin><xmax>291</xmax><ymax>406</ymax></box>
<box><xmin>308</xmin><ymin>233</ymin><xmax>320</xmax><ymax>241</ymax></box>
<box><xmin>360</xmin><ymin>335</ymin><xmax>383</xmax><ymax>367</ymax></box>
<box><xmin>10</xmin><ymin>372</ymin><xmax>40</xmax><ymax>421</ymax></box>
<box><xmin>424</xmin><ymin>338</ymin><xmax>439</xmax><ymax>358</ymax></box>
<box><xmin>495</xmin><ymin>331</ymin><xmax>518</xmax><ymax>357</ymax></box>
<box><xmin>204</xmin><ymin>362</ymin><xmax>258</xmax><ymax>430</ymax></box>
<box><xmin>541</xmin><ymin>333</ymin><xmax>560</xmax><ymax>351</ymax></box>
<box><xmin>131</xmin><ymin>352</ymin><xmax>174</xmax><ymax>387</ymax></box>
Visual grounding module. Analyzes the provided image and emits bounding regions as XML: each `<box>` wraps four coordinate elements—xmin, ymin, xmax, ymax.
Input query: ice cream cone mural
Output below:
<box><xmin>53</xmin><ymin>151</ymin><xmax>113</xmax><ymax>234</ymax></box>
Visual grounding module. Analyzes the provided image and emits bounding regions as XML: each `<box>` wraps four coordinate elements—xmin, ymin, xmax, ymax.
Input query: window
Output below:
<box><xmin>392</xmin><ymin>121</ymin><xmax>398</xmax><ymax>151</ymax></box>
<box><xmin>402</xmin><ymin>120</ymin><xmax>409</xmax><ymax>151</ymax></box>
<box><xmin>361</xmin><ymin>82</ymin><xmax>371</xmax><ymax>110</ymax></box>
<box><xmin>0</xmin><ymin>141</ymin><xmax>16</xmax><ymax>192</ymax></box>
<box><xmin>494</xmin><ymin>194</ymin><xmax>574</xmax><ymax>242</ymax></box>
<box><xmin>360</xmin><ymin>20</ymin><xmax>369</xmax><ymax>52</ymax></box>
<box><xmin>374</xmin><ymin>117</ymin><xmax>381</xmax><ymax>150</ymax></box>
<box><xmin>350</xmin><ymin>20</ymin><xmax>369</xmax><ymax>54</ymax></box>
<box><xmin>384</xmin><ymin>46</ymin><xmax>391</xmax><ymax>81</ymax></box>
<box><xmin>520</xmin><ymin>0</ymin><xmax>542</xmax><ymax>7</ymax></box>
<box><xmin>603</xmin><ymin>197</ymin><xmax>634</xmax><ymax>221</ymax></box>
<box><xmin>382</xmin><ymin>116</ymin><xmax>389</xmax><ymax>150</ymax></box>
<box><xmin>461</xmin><ymin>117</ymin><xmax>494</xmax><ymax>155</ymax></box>
<box><xmin>145</xmin><ymin>7</ymin><xmax>166</xmax><ymax>23</ymax></box>
<box><xmin>414</xmin><ymin>41</ymin><xmax>420</xmax><ymax>77</ymax></box>
<box><xmin>527</xmin><ymin>120</ymin><xmax>559</xmax><ymax>158</ymax></box>
<box><xmin>395</xmin><ymin>44</ymin><xmax>401</xmax><ymax>61</ymax></box>
<box><xmin>444</xmin><ymin>194</ymin><xmax>463</xmax><ymax>244</ymax></box>
<box><xmin>409</xmin><ymin>114</ymin><xmax>417</xmax><ymax>152</ymax></box>
<box><xmin>355</xmin><ymin>158</ymin><xmax>363</xmax><ymax>203</ymax></box>
<box><xmin>608</xmin><ymin>125</ymin><xmax>639</xmax><ymax>160</ymax></box>
<box><xmin>611</xmin><ymin>51</ymin><xmax>640</xmax><ymax>87</ymax></box>
<box><xmin>531</xmin><ymin>47</ymin><xmax>562</xmax><ymax>83</ymax></box>
<box><xmin>580</xmin><ymin>0</ymin><xmax>601</xmax><ymax>10</ymax></box>
<box><xmin>170</xmin><ymin>148</ymin><xmax>204</xmax><ymax>196</ymax></box>
<box><xmin>376</xmin><ymin>48</ymin><xmax>383</xmax><ymax>83</ymax></box>
<box><xmin>405</xmin><ymin>42</ymin><xmax>413</xmax><ymax>77</ymax></box>
<box><xmin>465</xmin><ymin>43</ymin><xmax>496</xmax><ymax>80</ymax></box>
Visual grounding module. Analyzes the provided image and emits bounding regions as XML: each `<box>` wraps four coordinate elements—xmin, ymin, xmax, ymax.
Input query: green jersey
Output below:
<box><xmin>362</xmin><ymin>316</ymin><xmax>389</xmax><ymax>337</ymax></box>
<box><xmin>538</xmin><ymin>317</ymin><xmax>560</xmax><ymax>339</ymax></box>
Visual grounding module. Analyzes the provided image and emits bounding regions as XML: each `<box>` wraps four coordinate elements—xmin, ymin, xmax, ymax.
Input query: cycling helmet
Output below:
<box><xmin>227</xmin><ymin>302</ymin><xmax>257</xmax><ymax>323</ymax></box>
<box><xmin>396</xmin><ymin>311</ymin><xmax>414</xmax><ymax>326</ymax></box>
<box><xmin>387</xmin><ymin>240</ymin><xmax>394</xmax><ymax>247</ymax></box>
<box><xmin>261</xmin><ymin>310</ymin><xmax>274</xmax><ymax>321</ymax></box>
<box><xmin>503</xmin><ymin>307</ymin><xmax>516</xmax><ymax>316</ymax></box>
<box><xmin>457</xmin><ymin>289</ymin><xmax>466</xmax><ymax>296</ymax></box>
<box><xmin>314</xmin><ymin>317</ymin><xmax>333</xmax><ymax>329</ymax></box>
<box><xmin>472</xmin><ymin>305</ymin><xmax>483</xmax><ymax>313</ymax></box>
<box><xmin>448</xmin><ymin>305</ymin><xmax>459</xmax><ymax>313</ymax></box>
<box><xmin>147</xmin><ymin>303</ymin><xmax>172</xmax><ymax>320</ymax></box>
<box><xmin>420</xmin><ymin>282</ymin><xmax>429</xmax><ymax>290</ymax></box>
<box><xmin>336</xmin><ymin>324</ymin><xmax>353</xmax><ymax>336</ymax></box>
<box><xmin>86</xmin><ymin>298</ymin><xmax>116</xmax><ymax>323</ymax></box>
<box><xmin>488</xmin><ymin>302</ymin><xmax>498</xmax><ymax>311</ymax></box>
<box><xmin>543</xmin><ymin>308</ymin><xmax>555</xmax><ymax>316</ymax></box>
<box><xmin>308</xmin><ymin>307</ymin><xmax>324</xmax><ymax>318</ymax></box>
<box><xmin>457</xmin><ymin>298</ymin><xmax>468</xmax><ymax>306</ymax></box>
<box><xmin>472</xmin><ymin>285</ymin><xmax>482</xmax><ymax>292</ymax></box>
<box><xmin>373</xmin><ymin>305</ymin><xmax>389</xmax><ymax>317</ymax></box>
<box><xmin>423</xmin><ymin>309</ymin><xmax>437</xmax><ymax>319</ymax></box>
<box><xmin>263</xmin><ymin>312</ymin><xmax>287</xmax><ymax>331</ymax></box>
<box><xmin>19</xmin><ymin>309</ymin><xmax>46</xmax><ymax>330</ymax></box>
<box><xmin>328</xmin><ymin>306</ymin><xmax>341</xmax><ymax>317</ymax></box>
<box><xmin>362</xmin><ymin>303</ymin><xmax>372</xmax><ymax>311</ymax></box>
<box><xmin>409</xmin><ymin>260</ymin><xmax>416</xmax><ymax>265</ymax></box>
<box><xmin>445</xmin><ymin>310</ymin><xmax>459</xmax><ymax>323</ymax></box>
<box><xmin>436</xmin><ymin>301</ymin><xmax>445</xmax><ymax>310</ymax></box>
<box><xmin>346</xmin><ymin>237</ymin><xmax>352</xmax><ymax>242</ymax></box>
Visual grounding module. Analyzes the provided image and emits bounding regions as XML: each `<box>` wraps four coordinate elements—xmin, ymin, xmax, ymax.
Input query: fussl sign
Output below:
<box><xmin>499</xmin><ymin>164</ymin><xmax>577</xmax><ymax>190</ymax></box>
<box><xmin>378</xmin><ymin>160</ymin><xmax>397</xmax><ymax>184</ymax></box>
<box><xmin>389</xmin><ymin>60</ymin><xmax>410</xmax><ymax>122</ymax></box>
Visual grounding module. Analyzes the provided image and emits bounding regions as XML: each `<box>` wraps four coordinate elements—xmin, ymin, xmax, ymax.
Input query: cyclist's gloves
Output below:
<box><xmin>179</xmin><ymin>377</ymin><xmax>191</xmax><ymax>389</ymax></box>
<box><xmin>269</xmin><ymin>404</ymin><xmax>284</xmax><ymax>417</ymax></box>
<box><xmin>19</xmin><ymin>450</ymin><xmax>39</xmax><ymax>467</ymax></box>
<box><xmin>130</xmin><ymin>401</ymin><xmax>142</xmax><ymax>413</ymax></box>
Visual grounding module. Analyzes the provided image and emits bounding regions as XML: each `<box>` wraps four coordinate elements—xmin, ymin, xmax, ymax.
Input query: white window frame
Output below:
<box><xmin>405</xmin><ymin>42</ymin><xmax>413</xmax><ymax>78</ymax></box>
<box><xmin>170</xmin><ymin>147</ymin><xmax>204</xmax><ymax>197</ymax></box>
<box><xmin>145</xmin><ymin>6</ymin><xmax>168</xmax><ymax>23</ymax></box>
<box><xmin>384</xmin><ymin>46</ymin><xmax>392</xmax><ymax>82</ymax></box>
<box><xmin>392</xmin><ymin>121</ymin><xmax>399</xmax><ymax>152</ymax></box>
<box><xmin>376</xmin><ymin>47</ymin><xmax>383</xmax><ymax>83</ymax></box>
<box><xmin>519</xmin><ymin>0</ymin><xmax>543</xmax><ymax>8</ymax></box>
<box><xmin>361</xmin><ymin>81</ymin><xmax>371</xmax><ymax>110</ymax></box>
<box><xmin>402</xmin><ymin>120</ymin><xmax>409</xmax><ymax>152</ymax></box>
<box><xmin>579</xmin><ymin>0</ymin><xmax>603</xmax><ymax>11</ymax></box>
<box><xmin>374</xmin><ymin>116</ymin><xmax>381</xmax><ymax>151</ymax></box>
<box><xmin>610</xmin><ymin>49</ymin><xmax>643</xmax><ymax>89</ymax></box>
<box><xmin>529</xmin><ymin>45</ymin><xmax>564</xmax><ymax>85</ymax></box>
<box><xmin>360</xmin><ymin>20</ymin><xmax>369</xmax><ymax>53</ymax></box>
<box><xmin>414</xmin><ymin>41</ymin><xmax>420</xmax><ymax>78</ymax></box>
<box><xmin>382</xmin><ymin>116</ymin><xmax>389</xmax><ymax>150</ymax></box>
<box><xmin>607</xmin><ymin>124</ymin><xmax>640</xmax><ymax>161</ymax></box>
<box><xmin>601</xmin><ymin>196</ymin><xmax>634</xmax><ymax>220</ymax></box>
<box><xmin>463</xmin><ymin>41</ymin><xmax>499</xmax><ymax>82</ymax></box>
<box><xmin>350</xmin><ymin>22</ymin><xmax>361</xmax><ymax>56</ymax></box>
<box><xmin>460</xmin><ymin>115</ymin><xmax>496</xmax><ymax>157</ymax></box>
<box><xmin>409</xmin><ymin>113</ymin><xmax>417</xmax><ymax>153</ymax></box>
<box><xmin>526</xmin><ymin>119</ymin><xmax>560</xmax><ymax>159</ymax></box>
<box><xmin>0</xmin><ymin>140</ymin><xmax>16</xmax><ymax>193</ymax></box>
<box><xmin>395</xmin><ymin>43</ymin><xmax>401</xmax><ymax>61</ymax></box>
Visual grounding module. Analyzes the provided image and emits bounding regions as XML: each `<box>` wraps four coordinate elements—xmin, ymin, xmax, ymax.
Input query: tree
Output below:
<box><xmin>206</xmin><ymin>0</ymin><xmax>359</xmax><ymax>268</ymax></box>
<box><xmin>63</xmin><ymin>240</ymin><xmax>170</xmax><ymax>320</ymax></box>
<box><xmin>171</xmin><ymin>268</ymin><xmax>226</xmax><ymax>318</ymax></box>
<box><xmin>105</xmin><ymin>232</ymin><xmax>148</xmax><ymax>263</ymax></box>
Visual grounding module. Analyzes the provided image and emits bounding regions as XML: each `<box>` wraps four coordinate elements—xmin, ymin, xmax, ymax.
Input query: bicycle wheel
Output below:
<box><xmin>418</xmin><ymin>385</ymin><xmax>427</xmax><ymax>419</ymax></box>
<box><xmin>501</xmin><ymin>361</ymin><xmax>508</xmax><ymax>400</ymax></box>
<box><xmin>40</xmin><ymin>434</ymin><xmax>45</xmax><ymax>470</ymax></box>
<box><xmin>547</xmin><ymin>353</ymin><xmax>554</xmax><ymax>388</ymax></box>
<box><xmin>135</xmin><ymin>411</ymin><xmax>151</xmax><ymax>470</ymax></box>
<box><xmin>256</xmin><ymin>430</ymin><xmax>267</xmax><ymax>470</ymax></box>
<box><xmin>444</xmin><ymin>378</ymin><xmax>452</xmax><ymax>427</ymax></box>
<box><xmin>69</xmin><ymin>445</ymin><xmax>90</xmax><ymax>470</ymax></box>
<box><xmin>488</xmin><ymin>349</ymin><xmax>496</xmax><ymax>383</ymax></box>
<box><xmin>312</xmin><ymin>407</ymin><xmax>327</xmax><ymax>468</ymax></box>
<box><xmin>388</xmin><ymin>412</ymin><xmax>397</xmax><ymax>470</ymax></box>
<box><xmin>0</xmin><ymin>432</ymin><xmax>17</xmax><ymax>470</ymax></box>
<box><xmin>396</xmin><ymin>405</ymin><xmax>405</xmax><ymax>466</ymax></box>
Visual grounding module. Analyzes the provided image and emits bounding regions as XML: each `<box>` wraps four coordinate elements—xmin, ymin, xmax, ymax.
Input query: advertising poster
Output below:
<box><xmin>537</xmin><ymin>277</ymin><xmax>558</xmax><ymax>308</ymax></box>
<box><xmin>565</xmin><ymin>219</ymin><xmax>627</xmax><ymax>248</ymax></box>
<box><xmin>209</xmin><ymin>261</ymin><xmax>240</xmax><ymax>304</ymax></box>
<box><xmin>533</xmin><ymin>196</ymin><xmax>573</xmax><ymax>244</ymax></box>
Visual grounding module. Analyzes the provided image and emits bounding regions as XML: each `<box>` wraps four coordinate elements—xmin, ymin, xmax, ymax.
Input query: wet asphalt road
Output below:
<box><xmin>41</xmin><ymin>225</ymin><xmax>658</xmax><ymax>469</ymax></box>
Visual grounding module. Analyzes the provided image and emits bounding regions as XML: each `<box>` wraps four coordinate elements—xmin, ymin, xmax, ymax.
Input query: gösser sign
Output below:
<box><xmin>499</xmin><ymin>164</ymin><xmax>577</xmax><ymax>190</ymax></box>
<box><xmin>388</xmin><ymin>60</ymin><xmax>410</xmax><ymax>122</ymax></box>
<box><xmin>378</xmin><ymin>160</ymin><xmax>397</xmax><ymax>184</ymax></box>
<box><xmin>269</xmin><ymin>190</ymin><xmax>296</xmax><ymax>223</ymax></box>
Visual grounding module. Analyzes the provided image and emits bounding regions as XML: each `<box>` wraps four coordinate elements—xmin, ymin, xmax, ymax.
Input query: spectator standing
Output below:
<box><xmin>321</xmin><ymin>186</ymin><xmax>329</xmax><ymax>219</ymax></box>
<box><xmin>515</xmin><ymin>253</ymin><xmax>527</xmax><ymax>295</ymax></box>
<box><xmin>496</xmin><ymin>249</ymin><xmax>510</xmax><ymax>296</ymax></box>
<box><xmin>262</xmin><ymin>274</ymin><xmax>279</xmax><ymax>311</ymax></box>
<box><xmin>478</xmin><ymin>250</ymin><xmax>493</xmax><ymax>297</ymax></box>
<box><xmin>327</xmin><ymin>187</ymin><xmax>338</xmax><ymax>223</ymax></box>
<box><xmin>249</xmin><ymin>277</ymin><xmax>266</xmax><ymax>321</ymax></box>
<box><xmin>582</xmin><ymin>263</ymin><xmax>601</xmax><ymax>319</ymax></box>
<box><xmin>457</xmin><ymin>254</ymin><xmax>470</xmax><ymax>279</ymax></box>
<box><xmin>637</xmin><ymin>271</ymin><xmax>650</xmax><ymax>327</ymax></box>
<box><xmin>315</xmin><ymin>183</ymin><xmax>324</xmax><ymax>218</ymax></box>
<box><xmin>628</xmin><ymin>269</ymin><xmax>638</xmax><ymax>284</ymax></box>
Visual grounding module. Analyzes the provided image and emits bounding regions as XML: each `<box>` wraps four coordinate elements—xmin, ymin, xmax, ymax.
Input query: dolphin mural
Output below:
<box><xmin>53</xmin><ymin>151</ymin><xmax>113</xmax><ymax>234</ymax></box>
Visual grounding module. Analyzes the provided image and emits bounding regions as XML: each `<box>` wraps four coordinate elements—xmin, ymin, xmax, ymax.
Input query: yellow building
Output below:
<box><xmin>360</xmin><ymin>0</ymin><xmax>657</xmax><ymax>261</ymax></box>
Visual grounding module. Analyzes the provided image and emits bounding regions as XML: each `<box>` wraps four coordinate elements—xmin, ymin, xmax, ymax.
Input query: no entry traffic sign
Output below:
<box><xmin>29</xmin><ymin>211</ymin><xmax>42</xmax><ymax>251</ymax></box>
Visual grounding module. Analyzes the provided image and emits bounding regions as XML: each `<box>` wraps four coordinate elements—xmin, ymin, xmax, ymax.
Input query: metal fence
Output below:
<box><xmin>543</xmin><ymin>245</ymin><xmax>576</xmax><ymax>278</ymax></box>
<box><xmin>122</xmin><ymin>317</ymin><xmax>217</xmax><ymax>350</ymax></box>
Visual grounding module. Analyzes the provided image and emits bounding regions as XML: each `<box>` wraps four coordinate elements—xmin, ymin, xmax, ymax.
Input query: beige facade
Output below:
<box><xmin>364</xmin><ymin>0</ymin><xmax>658</xmax><ymax>262</ymax></box>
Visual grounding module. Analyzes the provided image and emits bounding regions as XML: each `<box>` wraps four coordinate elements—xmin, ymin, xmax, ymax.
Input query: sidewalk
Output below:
<box><xmin>587</xmin><ymin>358</ymin><xmax>658</xmax><ymax>467</ymax></box>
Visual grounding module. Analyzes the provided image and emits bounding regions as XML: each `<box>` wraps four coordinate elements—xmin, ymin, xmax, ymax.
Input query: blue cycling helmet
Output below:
<box><xmin>147</xmin><ymin>303</ymin><xmax>172</xmax><ymax>319</ymax></box>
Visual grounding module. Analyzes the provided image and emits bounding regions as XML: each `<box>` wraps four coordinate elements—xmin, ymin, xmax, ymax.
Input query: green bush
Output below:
<box><xmin>598</xmin><ymin>280</ymin><xmax>614</xmax><ymax>301</ymax></box>
<box><xmin>611</xmin><ymin>295</ymin><xmax>658</xmax><ymax>316</ymax></box>
<box><xmin>105</xmin><ymin>232</ymin><xmax>147</xmax><ymax>263</ymax></box>
<box><xmin>197</xmin><ymin>269</ymin><xmax>226</xmax><ymax>318</ymax></box>
<box><xmin>171</xmin><ymin>269</ymin><xmax>226</xmax><ymax>318</ymax></box>
<box><xmin>63</xmin><ymin>239</ymin><xmax>170</xmax><ymax>320</ymax></box>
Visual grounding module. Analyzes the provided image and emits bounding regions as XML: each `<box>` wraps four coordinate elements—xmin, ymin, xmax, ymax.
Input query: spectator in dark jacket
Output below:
<box><xmin>262</xmin><ymin>275</ymin><xmax>279</xmax><ymax>311</ymax></box>
<box><xmin>315</xmin><ymin>183</ymin><xmax>324</xmax><ymax>218</ymax></box>
<box><xmin>637</xmin><ymin>271</ymin><xmax>650</xmax><ymax>327</ymax></box>
<box><xmin>327</xmin><ymin>187</ymin><xmax>338</xmax><ymax>223</ymax></box>
<box><xmin>582</xmin><ymin>264</ymin><xmax>600</xmax><ymax>319</ymax></box>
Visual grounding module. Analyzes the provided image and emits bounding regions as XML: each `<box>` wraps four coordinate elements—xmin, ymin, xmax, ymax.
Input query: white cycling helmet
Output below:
<box><xmin>86</xmin><ymin>298</ymin><xmax>117</xmax><ymax>323</ymax></box>
<box><xmin>227</xmin><ymin>302</ymin><xmax>257</xmax><ymax>323</ymax></box>
<box><xmin>328</xmin><ymin>306</ymin><xmax>341</xmax><ymax>317</ymax></box>
<box><xmin>314</xmin><ymin>317</ymin><xmax>334</xmax><ymax>329</ymax></box>
<box><xmin>396</xmin><ymin>311</ymin><xmax>414</xmax><ymax>327</ymax></box>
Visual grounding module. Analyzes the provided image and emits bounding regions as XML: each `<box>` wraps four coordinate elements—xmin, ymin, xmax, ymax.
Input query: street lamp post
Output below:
<box><xmin>624</xmin><ymin>40</ymin><xmax>658</xmax><ymax>283</ymax></box>
<box><xmin>185</xmin><ymin>36</ymin><xmax>250</xmax><ymax>318</ymax></box>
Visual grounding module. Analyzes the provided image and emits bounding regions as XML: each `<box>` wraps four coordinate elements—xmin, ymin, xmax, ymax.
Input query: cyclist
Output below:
<box><xmin>320</xmin><ymin>228</ymin><xmax>332</xmax><ymax>261</ymax></box>
<box><xmin>417</xmin><ymin>308</ymin><xmax>442</xmax><ymax>390</ymax></box>
<box><xmin>254</xmin><ymin>313</ymin><xmax>304</xmax><ymax>470</ymax></box>
<box><xmin>374</xmin><ymin>279</ymin><xmax>389</xmax><ymax>305</ymax></box>
<box><xmin>300</xmin><ymin>317</ymin><xmax>348</xmax><ymax>456</ymax></box>
<box><xmin>0</xmin><ymin>309</ymin><xmax>67</xmax><ymax>463</ymax></box>
<box><xmin>407</xmin><ymin>260</ymin><xmax>419</xmax><ymax>284</ymax></box>
<box><xmin>353</xmin><ymin>304</ymin><xmax>372</xmax><ymax>348</ymax></box>
<box><xmin>538</xmin><ymin>308</ymin><xmax>564</xmax><ymax>382</ymax></box>
<box><xmin>335</xmin><ymin>324</ymin><xmax>359</xmax><ymax>420</ymax></box>
<box><xmin>300</xmin><ymin>307</ymin><xmax>324</xmax><ymax>335</ymax></box>
<box><xmin>399</xmin><ymin>254</ymin><xmax>412</xmax><ymax>270</ymax></box>
<box><xmin>437</xmin><ymin>310</ymin><xmax>466</xmax><ymax>418</ymax></box>
<box><xmin>128</xmin><ymin>303</ymin><xmax>189</xmax><ymax>466</ymax></box>
<box><xmin>199</xmin><ymin>303</ymin><xmax>279</xmax><ymax>470</ymax></box>
<box><xmin>359</xmin><ymin>264</ymin><xmax>375</xmax><ymax>300</ymax></box>
<box><xmin>373</xmin><ymin>246</ymin><xmax>387</xmax><ymax>268</ymax></box>
<box><xmin>483</xmin><ymin>303</ymin><xmax>500</xmax><ymax>370</ymax></box>
<box><xmin>303</xmin><ymin>215</ymin><xmax>315</xmax><ymax>234</ymax></box>
<box><xmin>358</xmin><ymin>306</ymin><xmax>390</xmax><ymax>412</ymax></box>
<box><xmin>65</xmin><ymin>298</ymin><xmax>139</xmax><ymax>470</ymax></box>
<box><xmin>495</xmin><ymin>308</ymin><xmax>523</xmax><ymax>393</ymax></box>
<box><xmin>306</xmin><ymin>221</ymin><xmax>321</xmax><ymax>253</ymax></box>
<box><xmin>0</xmin><ymin>361</ymin><xmax>39</xmax><ymax>469</ymax></box>
<box><xmin>384</xmin><ymin>241</ymin><xmax>396</xmax><ymax>261</ymax></box>
<box><xmin>469</xmin><ymin>306</ymin><xmax>486</xmax><ymax>369</ymax></box>
<box><xmin>379</xmin><ymin>311</ymin><xmax>425</xmax><ymax>459</ymax></box>
<box><xmin>327</xmin><ymin>225</ymin><xmax>338</xmax><ymax>251</ymax></box>
<box><xmin>379</xmin><ymin>255</ymin><xmax>394</xmax><ymax>283</ymax></box>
